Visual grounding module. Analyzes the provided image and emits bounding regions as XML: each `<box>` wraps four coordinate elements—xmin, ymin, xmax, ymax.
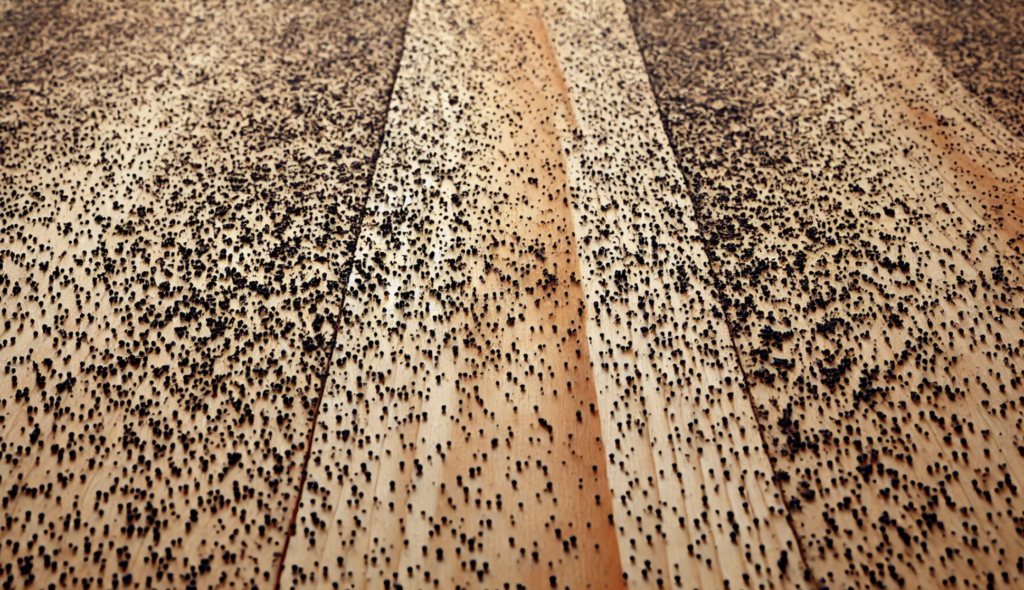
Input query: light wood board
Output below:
<box><xmin>3</xmin><ymin>0</ymin><xmax>1024</xmax><ymax>589</ymax></box>
<box><xmin>628</xmin><ymin>0</ymin><xmax>1024</xmax><ymax>588</ymax></box>
<box><xmin>0</xmin><ymin>1</ymin><xmax>410</xmax><ymax>588</ymax></box>
<box><xmin>281</xmin><ymin>1</ymin><xmax>804</xmax><ymax>589</ymax></box>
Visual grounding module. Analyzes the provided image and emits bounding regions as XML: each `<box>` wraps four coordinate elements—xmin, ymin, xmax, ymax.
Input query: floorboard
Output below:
<box><xmin>3</xmin><ymin>0</ymin><xmax>1023</xmax><ymax>589</ymax></box>
<box><xmin>627</xmin><ymin>0</ymin><xmax>1024</xmax><ymax>588</ymax></box>
<box><xmin>0</xmin><ymin>1</ymin><xmax>410</xmax><ymax>588</ymax></box>
<box><xmin>282</xmin><ymin>1</ymin><xmax>803</xmax><ymax>589</ymax></box>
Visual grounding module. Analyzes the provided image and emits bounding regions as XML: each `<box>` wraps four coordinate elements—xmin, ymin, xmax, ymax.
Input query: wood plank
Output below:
<box><xmin>543</xmin><ymin>1</ymin><xmax>808</xmax><ymax>588</ymax></box>
<box><xmin>627</xmin><ymin>0</ymin><xmax>1024</xmax><ymax>588</ymax></box>
<box><xmin>889</xmin><ymin>0</ymin><xmax>1024</xmax><ymax>141</ymax></box>
<box><xmin>7</xmin><ymin>0</ymin><xmax>1022</xmax><ymax>588</ymax></box>
<box><xmin>280</xmin><ymin>2</ymin><xmax>624</xmax><ymax>588</ymax></box>
<box><xmin>0</xmin><ymin>2</ymin><xmax>410</xmax><ymax>588</ymax></box>
<box><xmin>283</xmin><ymin>1</ymin><xmax>805</xmax><ymax>589</ymax></box>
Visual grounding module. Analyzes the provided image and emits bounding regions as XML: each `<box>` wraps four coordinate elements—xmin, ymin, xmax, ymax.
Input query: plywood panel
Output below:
<box><xmin>0</xmin><ymin>1</ymin><xmax>410</xmax><ymax>588</ymax></box>
<box><xmin>627</xmin><ymin>0</ymin><xmax>1024</xmax><ymax>588</ymax></box>
<box><xmin>283</xmin><ymin>1</ymin><xmax>805</xmax><ymax>589</ymax></box>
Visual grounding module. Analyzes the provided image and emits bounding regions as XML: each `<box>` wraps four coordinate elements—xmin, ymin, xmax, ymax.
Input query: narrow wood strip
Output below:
<box><xmin>543</xmin><ymin>1</ymin><xmax>808</xmax><ymax>587</ymax></box>
<box><xmin>273</xmin><ymin>2</ymin><xmax>417</xmax><ymax>586</ymax></box>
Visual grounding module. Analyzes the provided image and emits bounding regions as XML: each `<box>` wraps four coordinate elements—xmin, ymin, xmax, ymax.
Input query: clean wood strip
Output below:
<box><xmin>0</xmin><ymin>2</ymin><xmax>410</xmax><ymax>588</ymax></box>
<box><xmin>628</xmin><ymin>0</ymin><xmax>1024</xmax><ymax>588</ymax></box>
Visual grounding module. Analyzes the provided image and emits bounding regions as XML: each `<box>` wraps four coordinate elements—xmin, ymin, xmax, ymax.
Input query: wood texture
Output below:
<box><xmin>892</xmin><ymin>0</ymin><xmax>1024</xmax><ymax>141</ymax></box>
<box><xmin>0</xmin><ymin>1</ymin><xmax>410</xmax><ymax>588</ymax></box>
<box><xmin>3</xmin><ymin>0</ymin><xmax>1023</xmax><ymax>589</ymax></box>
<box><xmin>627</xmin><ymin>0</ymin><xmax>1024</xmax><ymax>588</ymax></box>
<box><xmin>281</xmin><ymin>3</ymin><xmax>628</xmax><ymax>588</ymax></box>
<box><xmin>545</xmin><ymin>2</ymin><xmax>806</xmax><ymax>588</ymax></box>
<box><xmin>281</xmin><ymin>1</ymin><xmax>803</xmax><ymax>589</ymax></box>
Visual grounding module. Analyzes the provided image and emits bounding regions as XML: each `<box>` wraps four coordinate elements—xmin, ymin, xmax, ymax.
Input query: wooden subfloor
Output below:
<box><xmin>2</xmin><ymin>1</ymin><xmax>1023</xmax><ymax>589</ymax></box>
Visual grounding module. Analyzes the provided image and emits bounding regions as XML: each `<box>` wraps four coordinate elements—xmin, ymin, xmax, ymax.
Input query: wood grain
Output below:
<box><xmin>3</xmin><ymin>0</ymin><xmax>1023</xmax><ymax>588</ymax></box>
<box><xmin>627</xmin><ymin>0</ymin><xmax>1024</xmax><ymax>588</ymax></box>
<box><xmin>280</xmin><ymin>2</ymin><xmax>624</xmax><ymax>588</ymax></box>
<box><xmin>281</xmin><ymin>1</ymin><xmax>804</xmax><ymax>589</ymax></box>
<box><xmin>544</xmin><ymin>1</ymin><xmax>807</xmax><ymax>588</ymax></box>
<box><xmin>0</xmin><ymin>1</ymin><xmax>410</xmax><ymax>588</ymax></box>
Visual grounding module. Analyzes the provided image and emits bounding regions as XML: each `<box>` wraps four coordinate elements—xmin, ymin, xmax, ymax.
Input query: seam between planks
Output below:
<box><xmin>271</xmin><ymin>3</ymin><xmax>416</xmax><ymax>587</ymax></box>
<box><xmin>618</xmin><ymin>3</ymin><xmax>820</xmax><ymax>587</ymax></box>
